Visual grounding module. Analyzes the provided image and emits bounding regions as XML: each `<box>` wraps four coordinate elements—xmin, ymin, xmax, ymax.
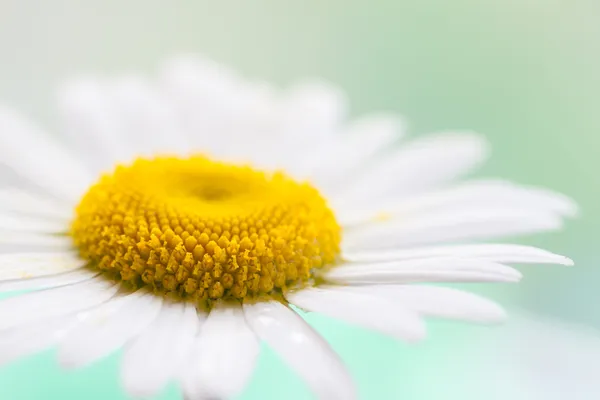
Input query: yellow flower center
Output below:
<box><xmin>71</xmin><ymin>156</ymin><xmax>341</xmax><ymax>307</ymax></box>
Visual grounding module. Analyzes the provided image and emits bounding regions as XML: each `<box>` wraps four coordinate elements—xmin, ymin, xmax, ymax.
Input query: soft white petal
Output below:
<box><xmin>349</xmin><ymin>285</ymin><xmax>506</xmax><ymax>323</ymax></box>
<box><xmin>0</xmin><ymin>252</ymin><xmax>85</xmax><ymax>281</ymax></box>
<box><xmin>109</xmin><ymin>76</ymin><xmax>190</xmax><ymax>157</ymax></box>
<box><xmin>121</xmin><ymin>302</ymin><xmax>202</xmax><ymax>398</ymax></box>
<box><xmin>287</xmin><ymin>286</ymin><xmax>426</xmax><ymax>342</ymax></box>
<box><xmin>310</xmin><ymin>113</ymin><xmax>405</xmax><ymax>187</ymax></box>
<box><xmin>215</xmin><ymin>82</ymin><xmax>283</xmax><ymax>165</ymax></box>
<box><xmin>0</xmin><ymin>276</ymin><xmax>118</xmax><ymax>331</ymax></box>
<box><xmin>277</xmin><ymin>80</ymin><xmax>347</xmax><ymax>165</ymax></box>
<box><xmin>57</xmin><ymin>78</ymin><xmax>132</xmax><ymax>172</ymax></box>
<box><xmin>182</xmin><ymin>303</ymin><xmax>259</xmax><ymax>400</ymax></box>
<box><xmin>0</xmin><ymin>213</ymin><xmax>66</xmax><ymax>234</ymax></box>
<box><xmin>343</xmin><ymin>208</ymin><xmax>562</xmax><ymax>251</ymax></box>
<box><xmin>160</xmin><ymin>54</ymin><xmax>243</xmax><ymax>154</ymax></box>
<box><xmin>324</xmin><ymin>258</ymin><xmax>522</xmax><ymax>284</ymax></box>
<box><xmin>0</xmin><ymin>314</ymin><xmax>80</xmax><ymax>366</ymax></box>
<box><xmin>513</xmin><ymin>184</ymin><xmax>579</xmax><ymax>217</ymax></box>
<box><xmin>0</xmin><ymin>188</ymin><xmax>72</xmax><ymax>221</ymax></box>
<box><xmin>0</xmin><ymin>231</ymin><xmax>73</xmax><ymax>250</ymax></box>
<box><xmin>326</xmin><ymin>270</ymin><xmax>520</xmax><ymax>284</ymax></box>
<box><xmin>58</xmin><ymin>290</ymin><xmax>163</xmax><ymax>368</ymax></box>
<box><xmin>250</xmin><ymin>80</ymin><xmax>348</xmax><ymax>173</ymax></box>
<box><xmin>0</xmin><ymin>269</ymin><xmax>98</xmax><ymax>293</ymax></box>
<box><xmin>338</xmin><ymin>180</ymin><xmax>577</xmax><ymax>228</ymax></box>
<box><xmin>0</xmin><ymin>106</ymin><xmax>92</xmax><ymax>201</ymax></box>
<box><xmin>281</xmin><ymin>79</ymin><xmax>347</xmax><ymax>135</ymax></box>
<box><xmin>335</xmin><ymin>132</ymin><xmax>489</xmax><ymax>204</ymax></box>
<box><xmin>343</xmin><ymin>244</ymin><xmax>574</xmax><ymax>266</ymax></box>
<box><xmin>161</xmin><ymin>55</ymin><xmax>347</xmax><ymax>172</ymax></box>
<box><xmin>243</xmin><ymin>300</ymin><xmax>356</xmax><ymax>400</ymax></box>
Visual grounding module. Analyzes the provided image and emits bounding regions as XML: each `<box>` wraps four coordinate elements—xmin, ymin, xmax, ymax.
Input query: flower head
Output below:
<box><xmin>0</xmin><ymin>55</ymin><xmax>575</xmax><ymax>399</ymax></box>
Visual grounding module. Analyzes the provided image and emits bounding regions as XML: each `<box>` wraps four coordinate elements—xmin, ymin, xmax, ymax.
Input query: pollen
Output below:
<box><xmin>71</xmin><ymin>156</ymin><xmax>341</xmax><ymax>306</ymax></box>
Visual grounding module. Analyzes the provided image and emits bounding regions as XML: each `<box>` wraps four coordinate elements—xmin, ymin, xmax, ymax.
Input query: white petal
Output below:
<box><xmin>0</xmin><ymin>269</ymin><xmax>98</xmax><ymax>293</ymax></box>
<box><xmin>343</xmin><ymin>244</ymin><xmax>574</xmax><ymax>266</ymax></box>
<box><xmin>513</xmin><ymin>184</ymin><xmax>579</xmax><ymax>217</ymax></box>
<box><xmin>57</xmin><ymin>78</ymin><xmax>132</xmax><ymax>172</ymax></box>
<box><xmin>0</xmin><ymin>276</ymin><xmax>119</xmax><ymax>331</ymax></box>
<box><xmin>324</xmin><ymin>258</ymin><xmax>522</xmax><ymax>284</ymax></box>
<box><xmin>0</xmin><ymin>188</ymin><xmax>72</xmax><ymax>221</ymax></box>
<box><xmin>0</xmin><ymin>314</ymin><xmax>80</xmax><ymax>366</ymax></box>
<box><xmin>311</xmin><ymin>113</ymin><xmax>405</xmax><ymax>188</ymax></box>
<box><xmin>343</xmin><ymin>208</ymin><xmax>562</xmax><ymax>251</ymax></box>
<box><xmin>338</xmin><ymin>180</ymin><xmax>577</xmax><ymax>227</ymax></box>
<box><xmin>349</xmin><ymin>285</ymin><xmax>506</xmax><ymax>323</ymax></box>
<box><xmin>274</xmin><ymin>80</ymin><xmax>347</xmax><ymax>172</ymax></box>
<box><xmin>121</xmin><ymin>302</ymin><xmax>202</xmax><ymax>398</ymax></box>
<box><xmin>243</xmin><ymin>301</ymin><xmax>356</xmax><ymax>400</ymax></box>
<box><xmin>0</xmin><ymin>106</ymin><xmax>92</xmax><ymax>201</ymax></box>
<box><xmin>287</xmin><ymin>286</ymin><xmax>426</xmax><ymax>342</ymax></box>
<box><xmin>58</xmin><ymin>290</ymin><xmax>163</xmax><ymax>368</ymax></box>
<box><xmin>215</xmin><ymin>82</ymin><xmax>283</xmax><ymax>165</ymax></box>
<box><xmin>109</xmin><ymin>76</ymin><xmax>190</xmax><ymax>156</ymax></box>
<box><xmin>182</xmin><ymin>303</ymin><xmax>259</xmax><ymax>400</ymax></box>
<box><xmin>0</xmin><ymin>213</ymin><xmax>66</xmax><ymax>234</ymax></box>
<box><xmin>0</xmin><ymin>252</ymin><xmax>85</xmax><ymax>281</ymax></box>
<box><xmin>0</xmin><ymin>231</ymin><xmax>73</xmax><ymax>250</ymax></box>
<box><xmin>281</xmin><ymin>79</ymin><xmax>347</xmax><ymax>135</ymax></box>
<box><xmin>254</xmin><ymin>80</ymin><xmax>349</xmax><ymax>173</ymax></box>
<box><xmin>160</xmin><ymin>54</ymin><xmax>243</xmax><ymax>153</ymax></box>
<box><xmin>336</xmin><ymin>132</ymin><xmax>489</xmax><ymax>204</ymax></box>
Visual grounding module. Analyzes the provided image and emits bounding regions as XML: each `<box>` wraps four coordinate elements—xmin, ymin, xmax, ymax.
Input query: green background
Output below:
<box><xmin>0</xmin><ymin>1</ymin><xmax>597</xmax><ymax>399</ymax></box>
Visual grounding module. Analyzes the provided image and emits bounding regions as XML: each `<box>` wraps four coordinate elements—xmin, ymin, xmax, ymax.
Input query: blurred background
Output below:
<box><xmin>0</xmin><ymin>0</ymin><xmax>597</xmax><ymax>399</ymax></box>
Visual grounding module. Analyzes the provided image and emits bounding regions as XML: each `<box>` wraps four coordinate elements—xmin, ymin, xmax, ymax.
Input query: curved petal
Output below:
<box><xmin>243</xmin><ymin>300</ymin><xmax>356</xmax><ymax>400</ymax></box>
<box><xmin>0</xmin><ymin>231</ymin><xmax>73</xmax><ymax>250</ymax></box>
<box><xmin>336</xmin><ymin>132</ymin><xmax>489</xmax><ymax>204</ymax></box>
<box><xmin>121</xmin><ymin>302</ymin><xmax>202</xmax><ymax>398</ymax></box>
<box><xmin>281</xmin><ymin>79</ymin><xmax>347</xmax><ymax>137</ymax></box>
<box><xmin>160</xmin><ymin>54</ymin><xmax>245</xmax><ymax>155</ymax></box>
<box><xmin>338</xmin><ymin>180</ymin><xmax>577</xmax><ymax>228</ymax></box>
<box><xmin>108</xmin><ymin>76</ymin><xmax>190</xmax><ymax>156</ymax></box>
<box><xmin>161</xmin><ymin>55</ymin><xmax>347</xmax><ymax>173</ymax></box>
<box><xmin>0</xmin><ymin>106</ymin><xmax>93</xmax><ymax>201</ymax></box>
<box><xmin>182</xmin><ymin>303</ymin><xmax>259</xmax><ymax>400</ymax></box>
<box><xmin>0</xmin><ymin>269</ymin><xmax>98</xmax><ymax>293</ymax></box>
<box><xmin>342</xmin><ymin>208</ymin><xmax>562</xmax><ymax>251</ymax></box>
<box><xmin>57</xmin><ymin>78</ymin><xmax>133</xmax><ymax>172</ymax></box>
<box><xmin>287</xmin><ymin>286</ymin><xmax>426</xmax><ymax>342</ymax></box>
<box><xmin>343</xmin><ymin>244</ymin><xmax>574</xmax><ymax>266</ymax></box>
<box><xmin>274</xmin><ymin>79</ymin><xmax>348</xmax><ymax>175</ymax></box>
<box><xmin>324</xmin><ymin>258</ymin><xmax>522</xmax><ymax>284</ymax></box>
<box><xmin>0</xmin><ymin>188</ymin><xmax>73</xmax><ymax>221</ymax></box>
<box><xmin>58</xmin><ymin>290</ymin><xmax>163</xmax><ymax>368</ymax></box>
<box><xmin>0</xmin><ymin>276</ymin><xmax>119</xmax><ymax>331</ymax></box>
<box><xmin>0</xmin><ymin>252</ymin><xmax>86</xmax><ymax>281</ymax></box>
<box><xmin>0</xmin><ymin>213</ymin><xmax>66</xmax><ymax>234</ymax></box>
<box><xmin>348</xmin><ymin>285</ymin><xmax>506</xmax><ymax>323</ymax></box>
<box><xmin>311</xmin><ymin>113</ymin><xmax>405</xmax><ymax>189</ymax></box>
<box><xmin>0</xmin><ymin>314</ymin><xmax>80</xmax><ymax>366</ymax></box>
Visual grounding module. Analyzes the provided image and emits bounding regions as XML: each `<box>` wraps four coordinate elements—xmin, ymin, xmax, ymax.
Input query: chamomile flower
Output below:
<box><xmin>0</xmin><ymin>55</ymin><xmax>575</xmax><ymax>400</ymax></box>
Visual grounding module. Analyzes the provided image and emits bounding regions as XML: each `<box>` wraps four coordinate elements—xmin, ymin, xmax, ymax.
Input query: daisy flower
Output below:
<box><xmin>0</xmin><ymin>55</ymin><xmax>575</xmax><ymax>400</ymax></box>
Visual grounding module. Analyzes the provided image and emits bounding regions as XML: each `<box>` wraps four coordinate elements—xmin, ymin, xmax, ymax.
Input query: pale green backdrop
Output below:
<box><xmin>0</xmin><ymin>1</ymin><xmax>597</xmax><ymax>399</ymax></box>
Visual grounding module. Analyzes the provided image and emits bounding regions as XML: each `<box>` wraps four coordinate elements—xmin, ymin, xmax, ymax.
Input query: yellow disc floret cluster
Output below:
<box><xmin>71</xmin><ymin>156</ymin><xmax>341</xmax><ymax>306</ymax></box>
